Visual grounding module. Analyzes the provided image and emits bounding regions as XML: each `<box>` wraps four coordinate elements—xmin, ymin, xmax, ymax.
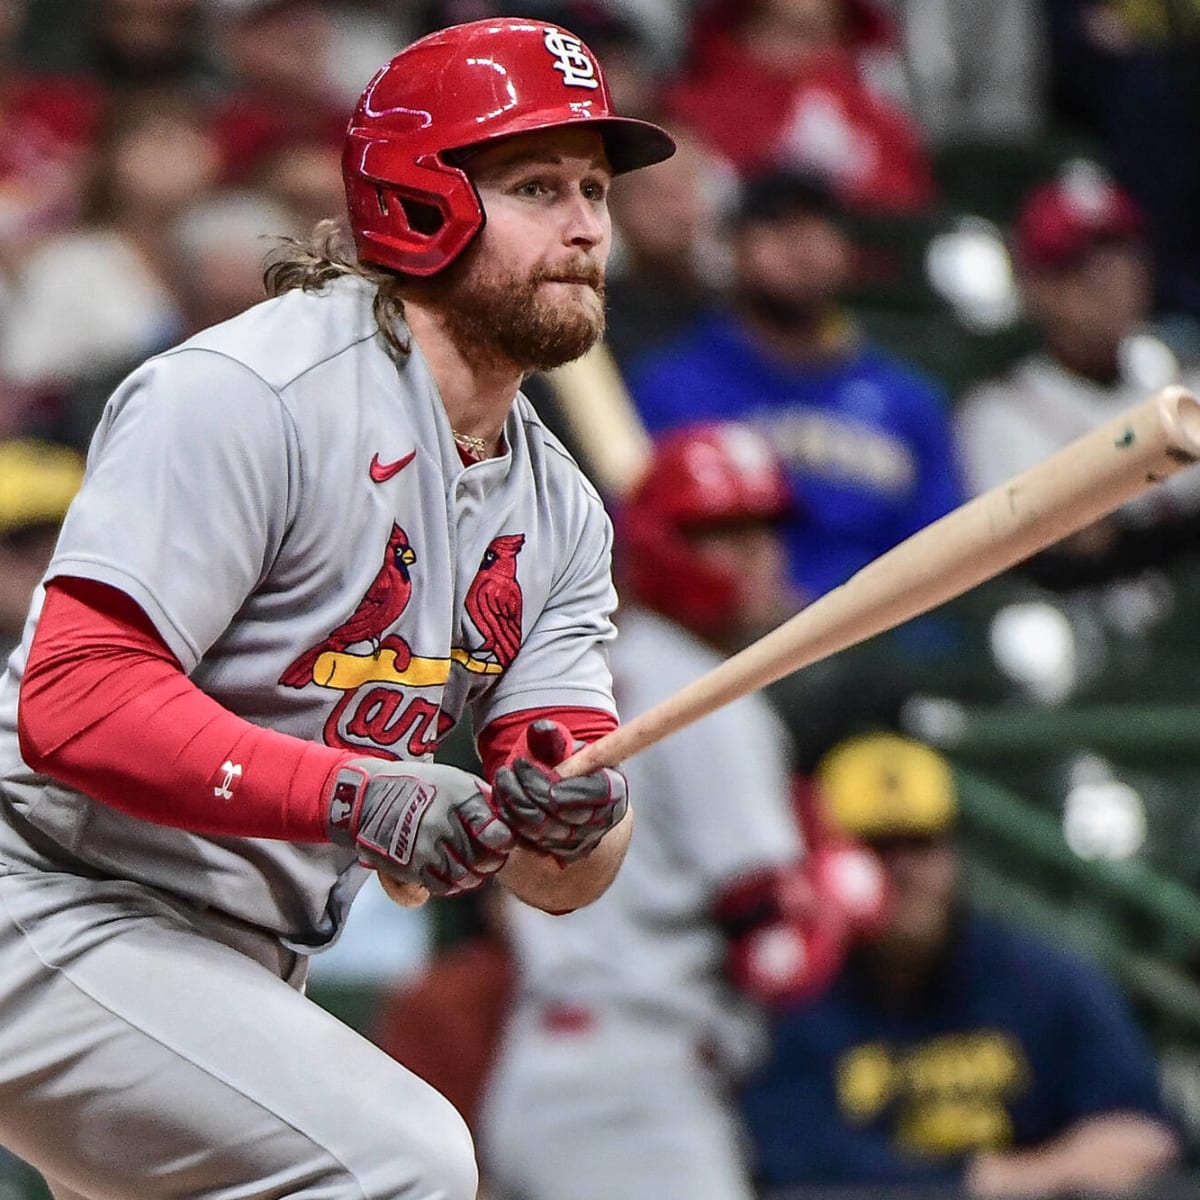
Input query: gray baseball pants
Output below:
<box><xmin>0</xmin><ymin>862</ymin><xmax>477</xmax><ymax>1200</ymax></box>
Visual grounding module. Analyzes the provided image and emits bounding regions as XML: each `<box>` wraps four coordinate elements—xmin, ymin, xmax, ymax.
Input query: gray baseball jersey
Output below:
<box><xmin>480</xmin><ymin>606</ymin><xmax>802</xmax><ymax>1200</ymax></box>
<box><xmin>0</xmin><ymin>274</ymin><xmax>619</xmax><ymax>948</ymax></box>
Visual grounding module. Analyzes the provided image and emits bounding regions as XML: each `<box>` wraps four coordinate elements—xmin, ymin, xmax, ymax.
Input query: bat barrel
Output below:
<box><xmin>562</xmin><ymin>386</ymin><xmax>1200</xmax><ymax>777</ymax></box>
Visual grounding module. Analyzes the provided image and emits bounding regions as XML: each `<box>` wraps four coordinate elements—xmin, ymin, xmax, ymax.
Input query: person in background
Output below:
<box><xmin>891</xmin><ymin>0</ymin><xmax>1047</xmax><ymax>146</ymax></box>
<box><xmin>1043</xmin><ymin>0</ymin><xmax>1200</xmax><ymax>319</ymax></box>
<box><xmin>479</xmin><ymin>422</ymin><xmax>884</xmax><ymax>1200</ymax></box>
<box><xmin>956</xmin><ymin>164</ymin><xmax>1200</xmax><ymax>591</ymax></box>
<box><xmin>0</xmin><ymin>93</ymin><xmax>219</xmax><ymax>401</ymax></box>
<box><xmin>208</xmin><ymin>0</ymin><xmax>349</xmax><ymax>184</ymax></box>
<box><xmin>165</xmin><ymin>189</ymin><xmax>301</xmax><ymax>334</ymax></box>
<box><xmin>0</xmin><ymin>438</ymin><xmax>84</xmax><ymax>662</ymax></box>
<box><xmin>603</xmin><ymin>122</ymin><xmax>733</xmax><ymax>370</ymax></box>
<box><xmin>372</xmin><ymin>883</ymin><xmax>512</xmax><ymax>1145</ymax></box>
<box><xmin>740</xmin><ymin>732</ymin><xmax>1182</xmax><ymax>1198</ymax></box>
<box><xmin>663</xmin><ymin>0</ymin><xmax>934</xmax><ymax>213</ymax></box>
<box><xmin>56</xmin><ymin>188</ymin><xmax>302</xmax><ymax>451</ymax></box>
<box><xmin>84</xmin><ymin>0</ymin><xmax>211</xmax><ymax>98</ymax></box>
<box><xmin>253</xmin><ymin>135</ymin><xmax>347</xmax><ymax>234</ymax></box>
<box><xmin>0</xmin><ymin>0</ymin><xmax>105</xmax><ymax>261</ymax></box>
<box><xmin>627</xmin><ymin>167</ymin><xmax>964</xmax><ymax>601</ymax></box>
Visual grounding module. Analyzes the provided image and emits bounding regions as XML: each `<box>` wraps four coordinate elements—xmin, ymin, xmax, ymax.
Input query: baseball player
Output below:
<box><xmin>479</xmin><ymin>423</ymin><xmax>886</xmax><ymax>1200</ymax></box>
<box><xmin>0</xmin><ymin>18</ymin><xmax>673</xmax><ymax>1200</ymax></box>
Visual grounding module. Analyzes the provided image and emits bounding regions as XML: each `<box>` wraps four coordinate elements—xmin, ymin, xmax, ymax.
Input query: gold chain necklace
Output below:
<box><xmin>452</xmin><ymin>429</ymin><xmax>490</xmax><ymax>457</ymax></box>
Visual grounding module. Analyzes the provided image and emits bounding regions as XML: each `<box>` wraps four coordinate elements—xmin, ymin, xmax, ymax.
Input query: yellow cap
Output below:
<box><xmin>817</xmin><ymin>733</ymin><xmax>957</xmax><ymax>840</ymax></box>
<box><xmin>0</xmin><ymin>439</ymin><xmax>85</xmax><ymax>537</ymax></box>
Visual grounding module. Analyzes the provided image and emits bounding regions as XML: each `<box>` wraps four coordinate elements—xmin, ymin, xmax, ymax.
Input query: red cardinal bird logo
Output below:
<box><xmin>464</xmin><ymin>534</ymin><xmax>526</xmax><ymax>669</ymax></box>
<box><xmin>280</xmin><ymin>523</ymin><xmax>417</xmax><ymax>688</ymax></box>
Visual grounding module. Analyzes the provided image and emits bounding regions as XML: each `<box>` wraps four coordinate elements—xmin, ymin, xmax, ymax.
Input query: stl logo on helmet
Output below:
<box><xmin>543</xmin><ymin>29</ymin><xmax>599</xmax><ymax>89</ymax></box>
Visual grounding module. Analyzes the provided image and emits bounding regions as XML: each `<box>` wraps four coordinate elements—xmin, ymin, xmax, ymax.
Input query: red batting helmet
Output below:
<box><xmin>620</xmin><ymin>423</ymin><xmax>794</xmax><ymax>638</ymax></box>
<box><xmin>343</xmin><ymin>17</ymin><xmax>676</xmax><ymax>276</ymax></box>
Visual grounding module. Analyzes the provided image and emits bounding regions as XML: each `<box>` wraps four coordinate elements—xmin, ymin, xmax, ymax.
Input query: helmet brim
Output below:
<box><xmin>448</xmin><ymin>113</ymin><xmax>676</xmax><ymax>176</ymax></box>
<box><xmin>593</xmin><ymin>116</ymin><xmax>677</xmax><ymax>175</ymax></box>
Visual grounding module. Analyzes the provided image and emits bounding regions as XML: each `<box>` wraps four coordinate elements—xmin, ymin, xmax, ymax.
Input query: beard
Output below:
<box><xmin>424</xmin><ymin>252</ymin><xmax>606</xmax><ymax>373</ymax></box>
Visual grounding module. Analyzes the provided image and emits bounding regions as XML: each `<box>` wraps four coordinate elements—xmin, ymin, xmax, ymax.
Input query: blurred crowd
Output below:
<box><xmin>2</xmin><ymin>0</ymin><xmax>1199</xmax><ymax>440</ymax></box>
<box><xmin>3</xmin><ymin>1</ymin><xmax>1200</xmax><ymax>1198</ymax></box>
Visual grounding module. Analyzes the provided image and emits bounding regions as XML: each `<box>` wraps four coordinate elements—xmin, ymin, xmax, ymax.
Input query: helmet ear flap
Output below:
<box><xmin>343</xmin><ymin>136</ymin><xmax>486</xmax><ymax>277</ymax></box>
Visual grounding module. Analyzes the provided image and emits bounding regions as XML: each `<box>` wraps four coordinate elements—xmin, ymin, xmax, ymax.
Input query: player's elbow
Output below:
<box><xmin>16</xmin><ymin>671</ymin><xmax>55</xmax><ymax>776</ymax></box>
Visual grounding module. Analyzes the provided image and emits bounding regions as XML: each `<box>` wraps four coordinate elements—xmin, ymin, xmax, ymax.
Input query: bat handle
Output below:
<box><xmin>380</xmin><ymin>743</ymin><xmax>616</xmax><ymax>908</ymax></box>
<box><xmin>555</xmin><ymin>739</ymin><xmax>613</xmax><ymax>779</ymax></box>
<box><xmin>379</xmin><ymin>875</ymin><xmax>430</xmax><ymax>908</ymax></box>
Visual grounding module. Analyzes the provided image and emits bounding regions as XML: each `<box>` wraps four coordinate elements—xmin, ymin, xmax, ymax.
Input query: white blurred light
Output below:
<box><xmin>926</xmin><ymin>218</ymin><xmax>1020</xmax><ymax>331</ymax></box>
<box><xmin>989</xmin><ymin>602</ymin><xmax>1078</xmax><ymax>704</ymax></box>
<box><xmin>900</xmin><ymin>695</ymin><xmax>968</xmax><ymax>746</ymax></box>
<box><xmin>1063</xmin><ymin>772</ymin><xmax>1147</xmax><ymax>862</ymax></box>
<box><xmin>1120</xmin><ymin>332</ymin><xmax>1181</xmax><ymax>394</ymax></box>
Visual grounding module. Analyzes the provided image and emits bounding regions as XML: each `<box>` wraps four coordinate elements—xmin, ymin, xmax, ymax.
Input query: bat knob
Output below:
<box><xmin>380</xmin><ymin>875</ymin><xmax>430</xmax><ymax>909</ymax></box>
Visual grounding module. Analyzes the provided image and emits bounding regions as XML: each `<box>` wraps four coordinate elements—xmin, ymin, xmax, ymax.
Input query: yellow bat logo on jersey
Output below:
<box><xmin>281</xmin><ymin>526</ymin><xmax>527</xmax><ymax>759</ymax></box>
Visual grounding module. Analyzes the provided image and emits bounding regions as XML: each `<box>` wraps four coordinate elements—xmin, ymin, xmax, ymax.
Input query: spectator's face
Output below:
<box><xmin>744</xmin><ymin>0</ymin><xmax>844</xmax><ymax>66</ymax></box>
<box><xmin>682</xmin><ymin>519</ymin><xmax>796</xmax><ymax>643</ymax></box>
<box><xmin>1022</xmin><ymin>241</ymin><xmax>1152</xmax><ymax>373</ymax></box>
<box><xmin>223</xmin><ymin>1</ymin><xmax>334</xmax><ymax>99</ymax></box>
<box><xmin>735</xmin><ymin>209</ymin><xmax>851</xmax><ymax>315</ymax></box>
<box><xmin>870</xmin><ymin>835</ymin><xmax>959</xmax><ymax>956</ymax></box>
<box><xmin>259</xmin><ymin>142</ymin><xmax>345</xmax><ymax>231</ymax></box>
<box><xmin>610</xmin><ymin>133</ymin><xmax>724</xmax><ymax>277</ymax></box>
<box><xmin>177</xmin><ymin>244</ymin><xmax>268</xmax><ymax>331</ymax></box>
<box><xmin>107</xmin><ymin>109</ymin><xmax>219</xmax><ymax>218</ymax></box>
<box><xmin>98</xmin><ymin>0</ymin><xmax>199</xmax><ymax>72</ymax></box>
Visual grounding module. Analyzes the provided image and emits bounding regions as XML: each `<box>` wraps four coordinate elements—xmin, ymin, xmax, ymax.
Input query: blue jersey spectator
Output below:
<box><xmin>626</xmin><ymin>169</ymin><xmax>964</xmax><ymax>600</ymax></box>
<box><xmin>740</xmin><ymin>734</ymin><xmax>1180</xmax><ymax>1198</ymax></box>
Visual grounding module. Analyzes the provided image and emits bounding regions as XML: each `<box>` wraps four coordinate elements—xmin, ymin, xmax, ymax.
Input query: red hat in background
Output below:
<box><xmin>1013</xmin><ymin>166</ymin><xmax>1144</xmax><ymax>271</ymax></box>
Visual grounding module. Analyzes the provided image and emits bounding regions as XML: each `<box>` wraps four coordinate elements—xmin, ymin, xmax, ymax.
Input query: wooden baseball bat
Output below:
<box><xmin>383</xmin><ymin>385</ymin><xmax>1200</xmax><ymax>908</ymax></box>
<box><xmin>542</xmin><ymin>341</ymin><xmax>653</xmax><ymax>498</ymax></box>
<box><xmin>562</xmin><ymin>384</ymin><xmax>1200</xmax><ymax>775</ymax></box>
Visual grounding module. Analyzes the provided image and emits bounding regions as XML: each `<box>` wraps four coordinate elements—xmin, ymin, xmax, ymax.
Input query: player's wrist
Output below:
<box><xmin>324</xmin><ymin>758</ymin><xmax>371</xmax><ymax>845</ymax></box>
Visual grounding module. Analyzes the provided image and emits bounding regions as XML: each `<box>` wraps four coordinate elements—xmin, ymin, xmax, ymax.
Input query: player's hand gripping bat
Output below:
<box><xmin>381</xmin><ymin>385</ymin><xmax>1200</xmax><ymax>908</ymax></box>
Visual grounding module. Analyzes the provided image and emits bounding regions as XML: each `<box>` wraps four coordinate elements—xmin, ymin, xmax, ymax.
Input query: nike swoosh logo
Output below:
<box><xmin>370</xmin><ymin>449</ymin><xmax>417</xmax><ymax>483</ymax></box>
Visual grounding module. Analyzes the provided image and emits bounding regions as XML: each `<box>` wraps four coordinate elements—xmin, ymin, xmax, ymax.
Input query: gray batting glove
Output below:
<box><xmin>493</xmin><ymin>719</ymin><xmax>629</xmax><ymax>862</ymax></box>
<box><xmin>327</xmin><ymin>759</ymin><xmax>515</xmax><ymax>896</ymax></box>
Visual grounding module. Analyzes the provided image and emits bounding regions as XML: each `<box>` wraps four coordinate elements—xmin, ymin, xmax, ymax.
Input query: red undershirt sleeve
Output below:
<box><xmin>17</xmin><ymin>578</ymin><xmax>354</xmax><ymax>841</ymax></box>
<box><xmin>477</xmin><ymin>705</ymin><xmax>619</xmax><ymax>784</ymax></box>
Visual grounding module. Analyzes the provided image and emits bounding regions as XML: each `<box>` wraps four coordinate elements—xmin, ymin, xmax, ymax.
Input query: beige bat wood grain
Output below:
<box><xmin>383</xmin><ymin>384</ymin><xmax>1200</xmax><ymax>909</ymax></box>
<box><xmin>560</xmin><ymin>384</ymin><xmax>1200</xmax><ymax>776</ymax></box>
<box><xmin>542</xmin><ymin>341</ymin><xmax>653</xmax><ymax>499</ymax></box>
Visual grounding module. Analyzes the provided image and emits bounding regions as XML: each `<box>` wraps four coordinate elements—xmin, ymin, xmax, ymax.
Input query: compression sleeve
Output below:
<box><xmin>477</xmin><ymin>706</ymin><xmax>618</xmax><ymax>784</ymax></box>
<box><xmin>17</xmin><ymin>578</ymin><xmax>352</xmax><ymax>841</ymax></box>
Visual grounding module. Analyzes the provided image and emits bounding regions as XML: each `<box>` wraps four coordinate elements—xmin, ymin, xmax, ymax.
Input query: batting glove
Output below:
<box><xmin>492</xmin><ymin>719</ymin><xmax>628</xmax><ymax>862</ymax></box>
<box><xmin>327</xmin><ymin>759</ymin><xmax>515</xmax><ymax>896</ymax></box>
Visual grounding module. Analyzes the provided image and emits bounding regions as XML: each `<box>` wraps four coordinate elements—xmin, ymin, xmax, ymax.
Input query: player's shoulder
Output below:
<box><xmin>613</xmin><ymin>608</ymin><xmax>718</xmax><ymax>672</ymax></box>
<box><xmin>961</xmin><ymin>910</ymin><xmax>1110</xmax><ymax>997</ymax></box>
<box><xmin>957</xmin><ymin>355</ymin><xmax>1061</xmax><ymax>421</ymax></box>
<box><xmin>168</xmin><ymin>275</ymin><xmax>379</xmax><ymax>395</ymax></box>
<box><xmin>513</xmin><ymin>391</ymin><xmax>606</xmax><ymax>513</ymax></box>
<box><xmin>614</xmin><ymin>608</ymin><xmax>779</xmax><ymax>725</ymax></box>
<box><xmin>851</xmin><ymin>341</ymin><xmax>947</xmax><ymax>408</ymax></box>
<box><xmin>626</xmin><ymin>313</ymin><xmax>733</xmax><ymax>385</ymax></box>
